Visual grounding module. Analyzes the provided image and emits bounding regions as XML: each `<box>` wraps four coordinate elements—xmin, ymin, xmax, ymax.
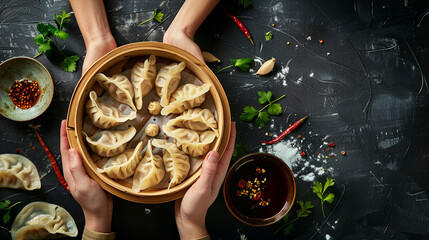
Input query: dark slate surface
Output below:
<box><xmin>1</xmin><ymin>0</ymin><xmax>429</xmax><ymax>239</ymax></box>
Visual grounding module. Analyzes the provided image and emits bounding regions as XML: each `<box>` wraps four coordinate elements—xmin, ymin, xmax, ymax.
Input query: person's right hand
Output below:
<box><xmin>82</xmin><ymin>36</ymin><xmax>117</xmax><ymax>75</ymax></box>
<box><xmin>60</xmin><ymin>120</ymin><xmax>113</xmax><ymax>233</ymax></box>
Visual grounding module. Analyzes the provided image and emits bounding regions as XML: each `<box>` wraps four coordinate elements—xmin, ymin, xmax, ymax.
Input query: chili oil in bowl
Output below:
<box><xmin>0</xmin><ymin>57</ymin><xmax>54</xmax><ymax>121</ymax></box>
<box><xmin>223</xmin><ymin>153</ymin><xmax>296</xmax><ymax>226</ymax></box>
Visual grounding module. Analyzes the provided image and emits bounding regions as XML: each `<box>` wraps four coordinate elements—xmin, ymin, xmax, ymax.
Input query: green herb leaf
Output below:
<box><xmin>265</xmin><ymin>31</ymin><xmax>273</xmax><ymax>41</ymax></box>
<box><xmin>37</xmin><ymin>23</ymin><xmax>51</xmax><ymax>36</ymax></box>
<box><xmin>255</xmin><ymin>111</ymin><xmax>270</xmax><ymax>128</ymax></box>
<box><xmin>54</xmin><ymin>14</ymin><xmax>61</xmax><ymax>26</ymax></box>
<box><xmin>238</xmin><ymin>0</ymin><xmax>252</xmax><ymax>9</ymax></box>
<box><xmin>323</xmin><ymin>177</ymin><xmax>335</xmax><ymax>192</ymax></box>
<box><xmin>312</xmin><ymin>178</ymin><xmax>335</xmax><ymax>218</ymax></box>
<box><xmin>34</xmin><ymin>35</ymin><xmax>51</xmax><ymax>53</ymax></box>
<box><xmin>258</xmin><ymin>91</ymin><xmax>272</xmax><ymax>104</ymax></box>
<box><xmin>3</xmin><ymin>209</ymin><xmax>10</xmax><ymax>224</ymax></box>
<box><xmin>60</xmin><ymin>55</ymin><xmax>80</xmax><ymax>72</ymax></box>
<box><xmin>0</xmin><ymin>200</ymin><xmax>10</xmax><ymax>209</ymax></box>
<box><xmin>324</xmin><ymin>193</ymin><xmax>335</xmax><ymax>204</ymax></box>
<box><xmin>232</xmin><ymin>143</ymin><xmax>250</xmax><ymax>162</ymax></box>
<box><xmin>61</xmin><ymin>10</ymin><xmax>71</xmax><ymax>19</ymax></box>
<box><xmin>296</xmin><ymin>200</ymin><xmax>314</xmax><ymax>218</ymax></box>
<box><xmin>240</xmin><ymin>106</ymin><xmax>258</xmax><ymax>122</ymax></box>
<box><xmin>153</xmin><ymin>10</ymin><xmax>164</xmax><ymax>22</ymax></box>
<box><xmin>54</xmin><ymin>30</ymin><xmax>69</xmax><ymax>40</ymax></box>
<box><xmin>312</xmin><ymin>181</ymin><xmax>323</xmax><ymax>195</ymax></box>
<box><xmin>268</xmin><ymin>103</ymin><xmax>282</xmax><ymax>115</ymax></box>
<box><xmin>230</xmin><ymin>58</ymin><xmax>253</xmax><ymax>71</ymax></box>
<box><xmin>47</xmin><ymin>24</ymin><xmax>58</xmax><ymax>35</ymax></box>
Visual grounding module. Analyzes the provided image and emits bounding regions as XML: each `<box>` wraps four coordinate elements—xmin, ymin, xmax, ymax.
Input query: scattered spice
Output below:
<box><xmin>327</xmin><ymin>52</ymin><xmax>331</xmax><ymax>56</ymax></box>
<box><xmin>272</xmin><ymin>23</ymin><xmax>275</xmax><ymax>27</ymax></box>
<box><xmin>329</xmin><ymin>153</ymin><xmax>334</xmax><ymax>157</ymax></box>
<box><xmin>341</xmin><ymin>150</ymin><xmax>346</xmax><ymax>156</ymax></box>
<box><xmin>286</xmin><ymin>41</ymin><xmax>290</xmax><ymax>45</ymax></box>
<box><xmin>328</xmin><ymin>142</ymin><xmax>335</xmax><ymax>147</ymax></box>
<box><xmin>15</xmin><ymin>148</ymin><xmax>20</xmax><ymax>153</ymax></box>
<box><xmin>235</xmin><ymin>167</ymin><xmax>270</xmax><ymax>207</ymax></box>
<box><xmin>32</xmin><ymin>147</ymin><xmax>36</xmax><ymax>150</ymax></box>
<box><xmin>9</xmin><ymin>79</ymin><xmax>40</xmax><ymax>109</ymax></box>
<box><xmin>297</xmin><ymin>135</ymin><xmax>302</xmax><ymax>139</ymax></box>
<box><xmin>306</xmin><ymin>36</ymin><xmax>312</xmax><ymax>41</ymax></box>
<box><xmin>326</xmin><ymin>147</ymin><xmax>331</xmax><ymax>151</ymax></box>
<box><xmin>301</xmin><ymin>151</ymin><xmax>306</xmax><ymax>156</ymax></box>
<box><xmin>319</xmin><ymin>40</ymin><xmax>324</xmax><ymax>44</ymax></box>
<box><xmin>34</xmin><ymin>129</ymin><xmax>69</xmax><ymax>192</ymax></box>
<box><xmin>222</xmin><ymin>6</ymin><xmax>254</xmax><ymax>45</ymax></box>
<box><xmin>261</xmin><ymin>116</ymin><xmax>308</xmax><ymax>144</ymax></box>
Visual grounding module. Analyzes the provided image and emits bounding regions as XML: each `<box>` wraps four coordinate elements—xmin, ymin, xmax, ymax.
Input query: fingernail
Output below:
<box><xmin>206</xmin><ymin>151</ymin><xmax>219</xmax><ymax>162</ymax></box>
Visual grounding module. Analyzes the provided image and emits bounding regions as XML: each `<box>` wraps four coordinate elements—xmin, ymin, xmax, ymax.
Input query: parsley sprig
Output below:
<box><xmin>238</xmin><ymin>0</ymin><xmax>252</xmax><ymax>9</ymax></box>
<box><xmin>215</xmin><ymin>58</ymin><xmax>253</xmax><ymax>74</ymax></box>
<box><xmin>265</xmin><ymin>31</ymin><xmax>273</xmax><ymax>41</ymax></box>
<box><xmin>232</xmin><ymin>143</ymin><xmax>250</xmax><ymax>163</ymax></box>
<box><xmin>240</xmin><ymin>91</ymin><xmax>285</xmax><ymax>128</ymax></box>
<box><xmin>313</xmin><ymin>177</ymin><xmax>335</xmax><ymax>218</ymax></box>
<box><xmin>34</xmin><ymin>10</ymin><xmax>80</xmax><ymax>72</ymax></box>
<box><xmin>0</xmin><ymin>200</ymin><xmax>21</xmax><ymax>224</ymax></box>
<box><xmin>139</xmin><ymin>8</ymin><xmax>164</xmax><ymax>25</ymax></box>
<box><xmin>275</xmin><ymin>200</ymin><xmax>314</xmax><ymax>236</ymax></box>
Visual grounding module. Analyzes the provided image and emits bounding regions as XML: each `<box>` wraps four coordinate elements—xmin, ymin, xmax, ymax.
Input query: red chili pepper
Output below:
<box><xmin>34</xmin><ymin>130</ymin><xmax>70</xmax><ymax>192</ymax></box>
<box><xmin>261</xmin><ymin>116</ymin><xmax>308</xmax><ymax>144</ymax></box>
<box><xmin>222</xmin><ymin>6</ymin><xmax>254</xmax><ymax>45</ymax></box>
<box><xmin>253</xmin><ymin>191</ymin><xmax>261</xmax><ymax>200</ymax></box>
<box><xmin>238</xmin><ymin>179</ymin><xmax>247</xmax><ymax>189</ymax></box>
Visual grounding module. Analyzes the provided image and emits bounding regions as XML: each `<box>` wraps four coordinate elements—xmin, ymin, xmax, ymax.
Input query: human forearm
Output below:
<box><xmin>176</xmin><ymin>215</ymin><xmax>208</xmax><ymax>240</ymax></box>
<box><xmin>69</xmin><ymin>0</ymin><xmax>115</xmax><ymax>47</ymax></box>
<box><xmin>84</xmin><ymin>207</ymin><xmax>112</xmax><ymax>234</ymax></box>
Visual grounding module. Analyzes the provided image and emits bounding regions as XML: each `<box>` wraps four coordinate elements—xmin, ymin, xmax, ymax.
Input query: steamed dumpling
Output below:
<box><xmin>95</xmin><ymin>73</ymin><xmax>136</xmax><ymax>111</ymax></box>
<box><xmin>145</xmin><ymin>124</ymin><xmax>159</xmax><ymax>137</ymax></box>
<box><xmin>152</xmin><ymin>139</ymin><xmax>190</xmax><ymax>189</ymax></box>
<box><xmin>148</xmin><ymin>101</ymin><xmax>162</xmax><ymax>115</ymax></box>
<box><xmin>163</xmin><ymin>126</ymin><xmax>217</xmax><ymax>157</ymax></box>
<box><xmin>11</xmin><ymin>201</ymin><xmax>78</xmax><ymax>240</ymax></box>
<box><xmin>86</xmin><ymin>91</ymin><xmax>136</xmax><ymax>129</ymax></box>
<box><xmin>0</xmin><ymin>154</ymin><xmax>41</xmax><ymax>191</ymax></box>
<box><xmin>166</xmin><ymin>108</ymin><xmax>218</xmax><ymax>137</ymax></box>
<box><xmin>161</xmin><ymin>83</ymin><xmax>210</xmax><ymax>116</ymax></box>
<box><xmin>83</xmin><ymin>127</ymin><xmax>136</xmax><ymax>157</ymax></box>
<box><xmin>155</xmin><ymin>62</ymin><xmax>186</xmax><ymax>107</ymax></box>
<box><xmin>131</xmin><ymin>55</ymin><xmax>157</xmax><ymax>110</ymax></box>
<box><xmin>132</xmin><ymin>140</ymin><xmax>165</xmax><ymax>191</ymax></box>
<box><xmin>97</xmin><ymin>141</ymin><xmax>144</xmax><ymax>179</ymax></box>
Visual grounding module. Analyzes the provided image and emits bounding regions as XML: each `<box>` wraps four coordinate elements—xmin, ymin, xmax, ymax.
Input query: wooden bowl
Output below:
<box><xmin>0</xmin><ymin>57</ymin><xmax>54</xmax><ymax>121</ymax></box>
<box><xmin>67</xmin><ymin>42</ymin><xmax>231</xmax><ymax>204</ymax></box>
<box><xmin>223</xmin><ymin>153</ymin><xmax>296</xmax><ymax>226</ymax></box>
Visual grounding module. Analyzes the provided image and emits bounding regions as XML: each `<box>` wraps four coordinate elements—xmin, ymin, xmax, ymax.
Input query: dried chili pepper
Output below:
<box><xmin>253</xmin><ymin>191</ymin><xmax>262</xmax><ymax>200</ymax></box>
<box><xmin>238</xmin><ymin>179</ymin><xmax>247</xmax><ymax>189</ymax></box>
<box><xmin>34</xmin><ymin>129</ymin><xmax>70</xmax><ymax>192</ymax></box>
<box><xmin>222</xmin><ymin>6</ymin><xmax>254</xmax><ymax>45</ymax></box>
<box><xmin>261</xmin><ymin>116</ymin><xmax>308</xmax><ymax>144</ymax></box>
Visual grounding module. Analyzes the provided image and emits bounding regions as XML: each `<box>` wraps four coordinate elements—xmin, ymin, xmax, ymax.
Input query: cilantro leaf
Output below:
<box><xmin>232</xmin><ymin>143</ymin><xmax>250</xmax><ymax>162</ymax></box>
<box><xmin>54</xmin><ymin>14</ymin><xmax>61</xmax><ymax>26</ymax></box>
<box><xmin>153</xmin><ymin>11</ymin><xmax>164</xmax><ymax>22</ymax></box>
<box><xmin>230</xmin><ymin>58</ymin><xmax>253</xmax><ymax>71</ymax></box>
<box><xmin>54</xmin><ymin>30</ymin><xmax>69</xmax><ymax>40</ymax></box>
<box><xmin>61</xmin><ymin>10</ymin><xmax>71</xmax><ymax>19</ymax></box>
<box><xmin>60</xmin><ymin>55</ymin><xmax>80</xmax><ymax>72</ymax></box>
<box><xmin>255</xmin><ymin>111</ymin><xmax>270</xmax><ymax>128</ymax></box>
<box><xmin>3</xmin><ymin>209</ymin><xmax>10</xmax><ymax>223</ymax></box>
<box><xmin>240</xmin><ymin>106</ymin><xmax>258</xmax><ymax>122</ymax></box>
<box><xmin>139</xmin><ymin>8</ymin><xmax>164</xmax><ymax>25</ymax></box>
<box><xmin>265</xmin><ymin>31</ymin><xmax>273</xmax><ymax>41</ymax></box>
<box><xmin>37</xmin><ymin>23</ymin><xmax>51</xmax><ymax>36</ymax></box>
<box><xmin>268</xmin><ymin>103</ymin><xmax>282</xmax><ymax>115</ymax></box>
<box><xmin>47</xmin><ymin>24</ymin><xmax>58</xmax><ymax>35</ymax></box>
<box><xmin>0</xmin><ymin>200</ymin><xmax>10</xmax><ymax>209</ymax></box>
<box><xmin>238</xmin><ymin>0</ymin><xmax>252</xmax><ymax>9</ymax></box>
<box><xmin>34</xmin><ymin>35</ymin><xmax>51</xmax><ymax>53</ymax></box>
<box><xmin>296</xmin><ymin>200</ymin><xmax>314</xmax><ymax>218</ymax></box>
<box><xmin>313</xmin><ymin>177</ymin><xmax>335</xmax><ymax>218</ymax></box>
<box><xmin>258</xmin><ymin>91</ymin><xmax>272</xmax><ymax>104</ymax></box>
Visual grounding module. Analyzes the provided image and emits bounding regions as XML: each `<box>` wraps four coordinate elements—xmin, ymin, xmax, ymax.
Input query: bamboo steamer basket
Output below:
<box><xmin>67</xmin><ymin>42</ymin><xmax>231</xmax><ymax>204</ymax></box>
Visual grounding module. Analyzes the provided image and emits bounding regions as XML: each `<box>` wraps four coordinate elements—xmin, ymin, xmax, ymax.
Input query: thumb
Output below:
<box><xmin>196</xmin><ymin>151</ymin><xmax>219</xmax><ymax>189</ymax></box>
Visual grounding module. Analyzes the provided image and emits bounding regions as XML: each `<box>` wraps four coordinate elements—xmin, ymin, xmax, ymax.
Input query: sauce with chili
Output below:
<box><xmin>8</xmin><ymin>79</ymin><xmax>40</xmax><ymax>109</ymax></box>
<box><xmin>230</xmin><ymin>159</ymin><xmax>289</xmax><ymax>219</ymax></box>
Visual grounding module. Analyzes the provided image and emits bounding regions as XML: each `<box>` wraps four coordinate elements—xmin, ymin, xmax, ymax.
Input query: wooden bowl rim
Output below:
<box><xmin>67</xmin><ymin>42</ymin><xmax>231</xmax><ymax>203</ymax></box>
<box><xmin>223</xmin><ymin>153</ymin><xmax>296</xmax><ymax>226</ymax></box>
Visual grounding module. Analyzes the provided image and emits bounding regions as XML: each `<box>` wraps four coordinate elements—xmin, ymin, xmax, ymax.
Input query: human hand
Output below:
<box><xmin>82</xmin><ymin>36</ymin><xmax>117</xmax><ymax>75</ymax></box>
<box><xmin>175</xmin><ymin>123</ymin><xmax>236</xmax><ymax>240</ymax></box>
<box><xmin>60</xmin><ymin>120</ymin><xmax>113</xmax><ymax>233</ymax></box>
<box><xmin>163</xmin><ymin>29</ymin><xmax>204</xmax><ymax>63</ymax></box>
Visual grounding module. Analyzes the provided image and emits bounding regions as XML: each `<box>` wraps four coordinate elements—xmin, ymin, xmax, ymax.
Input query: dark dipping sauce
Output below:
<box><xmin>229</xmin><ymin>158</ymin><xmax>289</xmax><ymax>219</ymax></box>
<box><xmin>9</xmin><ymin>78</ymin><xmax>40</xmax><ymax>109</ymax></box>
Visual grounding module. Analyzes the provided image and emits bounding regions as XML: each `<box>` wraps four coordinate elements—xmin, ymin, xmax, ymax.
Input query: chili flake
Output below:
<box><xmin>287</xmin><ymin>41</ymin><xmax>290</xmax><ymax>45</ymax></box>
<box><xmin>15</xmin><ymin>148</ymin><xmax>20</xmax><ymax>153</ymax></box>
<box><xmin>319</xmin><ymin>40</ymin><xmax>324</xmax><ymax>44</ymax></box>
<box><xmin>235</xmin><ymin>167</ymin><xmax>269</xmax><ymax>207</ymax></box>
<box><xmin>297</xmin><ymin>135</ymin><xmax>302</xmax><ymax>139</ymax></box>
<box><xmin>328</xmin><ymin>142</ymin><xmax>335</xmax><ymax>147</ymax></box>
<box><xmin>9</xmin><ymin>79</ymin><xmax>40</xmax><ymax>110</ymax></box>
<box><xmin>330</xmin><ymin>153</ymin><xmax>334</xmax><ymax>157</ymax></box>
<box><xmin>326</xmin><ymin>147</ymin><xmax>331</xmax><ymax>151</ymax></box>
<box><xmin>238</xmin><ymin>179</ymin><xmax>247</xmax><ymax>189</ymax></box>
<box><xmin>300</xmin><ymin>151</ymin><xmax>306</xmax><ymax>156</ymax></box>
<box><xmin>341</xmin><ymin>150</ymin><xmax>346</xmax><ymax>156</ymax></box>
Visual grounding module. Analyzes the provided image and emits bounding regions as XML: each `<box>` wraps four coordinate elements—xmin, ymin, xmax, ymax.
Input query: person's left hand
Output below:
<box><xmin>163</xmin><ymin>29</ymin><xmax>204</xmax><ymax>63</ymax></box>
<box><xmin>175</xmin><ymin>123</ymin><xmax>236</xmax><ymax>240</ymax></box>
<box><xmin>60</xmin><ymin>120</ymin><xmax>113</xmax><ymax>233</ymax></box>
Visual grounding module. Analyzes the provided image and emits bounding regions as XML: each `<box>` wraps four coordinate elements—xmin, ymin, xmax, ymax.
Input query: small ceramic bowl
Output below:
<box><xmin>223</xmin><ymin>153</ymin><xmax>296</xmax><ymax>226</ymax></box>
<box><xmin>0</xmin><ymin>57</ymin><xmax>54</xmax><ymax>121</ymax></box>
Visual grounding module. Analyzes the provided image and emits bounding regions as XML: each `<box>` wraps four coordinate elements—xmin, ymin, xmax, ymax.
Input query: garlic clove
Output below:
<box><xmin>256</xmin><ymin>58</ymin><xmax>275</xmax><ymax>75</ymax></box>
<box><xmin>202</xmin><ymin>51</ymin><xmax>221</xmax><ymax>63</ymax></box>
